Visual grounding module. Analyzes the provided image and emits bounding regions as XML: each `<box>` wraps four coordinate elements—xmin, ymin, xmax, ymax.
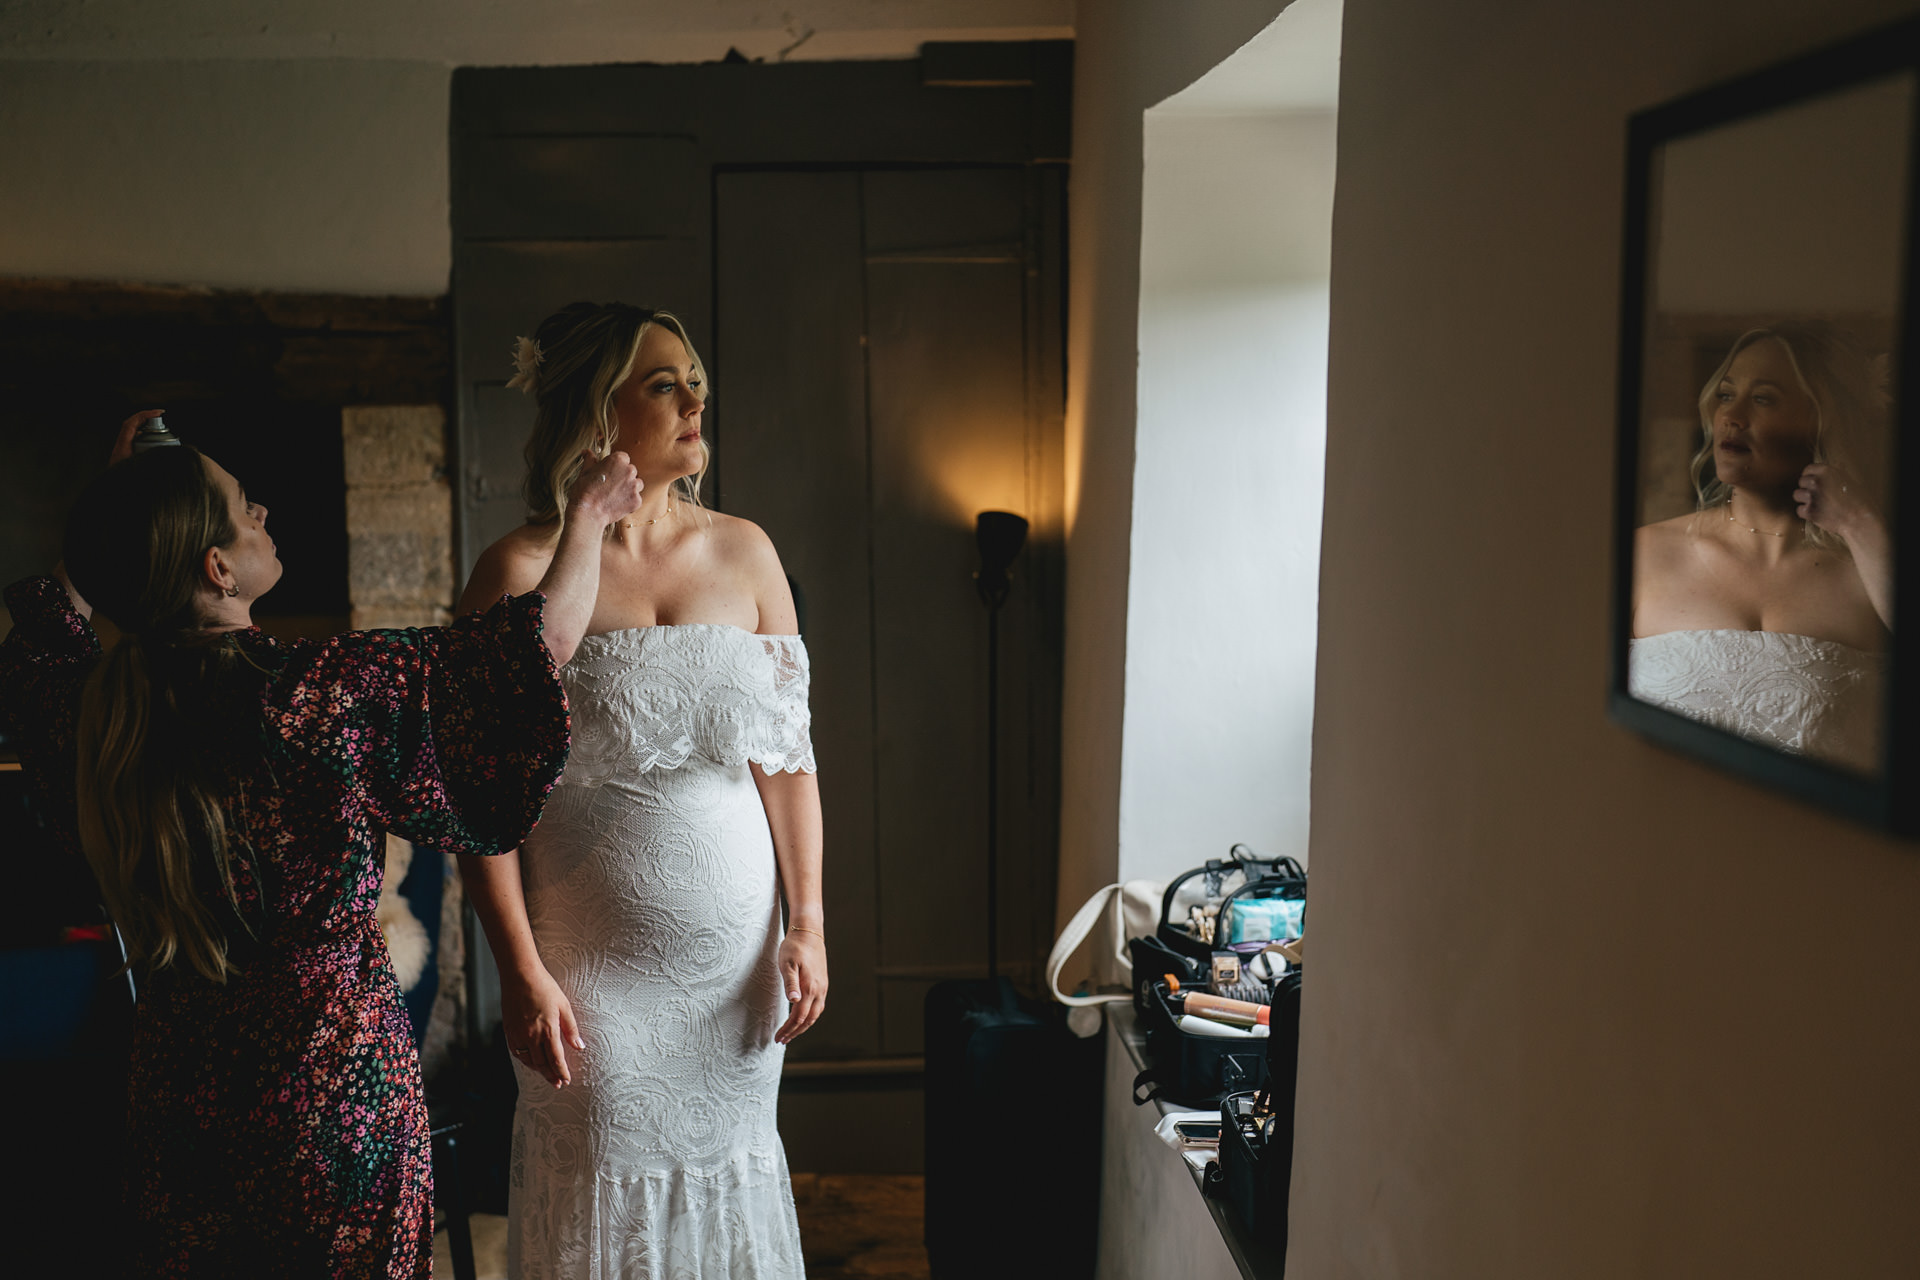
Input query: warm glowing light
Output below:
<box><xmin>1062</xmin><ymin>400</ymin><xmax>1083</xmax><ymax>540</ymax></box>
<box><xmin>920</xmin><ymin>418</ymin><xmax>1029</xmax><ymax>530</ymax></box>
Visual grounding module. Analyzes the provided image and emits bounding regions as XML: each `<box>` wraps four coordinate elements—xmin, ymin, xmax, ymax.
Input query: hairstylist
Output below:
<box><xmin>0</xmin><ymin>411</ymin><xmax>639</xmax><ymax>1278</ymax></box>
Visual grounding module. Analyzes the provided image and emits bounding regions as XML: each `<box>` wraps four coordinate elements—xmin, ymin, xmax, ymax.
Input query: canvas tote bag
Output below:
<box><xmin>1046</xmin><ymin>879</ymin><xmax>1165</xmax><ymax>1037</ymax></box>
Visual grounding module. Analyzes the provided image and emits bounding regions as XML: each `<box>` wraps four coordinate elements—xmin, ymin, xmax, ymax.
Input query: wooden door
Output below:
<box><xmin>716</xmin><ymin>165</ymin><xmax>1064</xmax><ymax>1057</ymax></box>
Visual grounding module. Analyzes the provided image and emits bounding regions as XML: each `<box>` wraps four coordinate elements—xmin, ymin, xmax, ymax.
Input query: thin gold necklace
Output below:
<box><xmin>619</xmin><ymin>504</ymin><xmax>675</xmax><ymax>531</ymax></box>
<box><xmin>1725</xmin><ymin>493</ymin><xmax>1791</xmax><ymax>539</ymax></box>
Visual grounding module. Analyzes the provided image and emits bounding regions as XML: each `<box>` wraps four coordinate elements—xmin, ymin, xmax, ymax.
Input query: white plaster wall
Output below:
<box><xmin>1056</xmin><ymin>0</ymin><xmax>1292</xmax><ymax>935</ymax></box>
<box><xmin>1118</xmin><ymin>108</ymin><xmax>1334</xmax><ymax>883</ymax></box>
<box><xmin>1290</xmin><ymin>0</ymin><xmax>1920</xmax><ymax>1274</ymax></box>
<box><xmin>0</xmin><ymin>0</ymin><xmax>1071</xmax><ymax>296</ymax></box>
<box><xmin>1059</xmin><ymin>5</ymin><xmax>1328</xmax><ymax>1274</ymax></box>
<box><xmin>0</xmin><ymin>59</ymin><xmax>452</xmax><ymax>294</ymax></box>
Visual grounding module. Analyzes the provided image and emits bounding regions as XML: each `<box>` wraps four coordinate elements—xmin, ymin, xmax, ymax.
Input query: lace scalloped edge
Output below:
<box><xmin>564</xmin><ymin>741</ymin><xmax>816</xmax><ymax>785</ymax></box>
<box><xmin>753</xmin><ymin>755</ymin><xmax>818</xmax><ymax>776</ymax></box>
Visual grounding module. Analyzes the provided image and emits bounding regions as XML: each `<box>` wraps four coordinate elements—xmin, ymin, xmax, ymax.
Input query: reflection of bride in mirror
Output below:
<box><xmin>1632</xmin><ymin>321</ymin><xmax>1891</xmax><ymax>773</ymax></box>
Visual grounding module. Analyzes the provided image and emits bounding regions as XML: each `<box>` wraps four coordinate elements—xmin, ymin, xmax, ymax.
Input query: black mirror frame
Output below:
<box><xmin>1610</xmin><ymin>15</ymin><xmax>1920</xmax><ymax>835</ymax></box>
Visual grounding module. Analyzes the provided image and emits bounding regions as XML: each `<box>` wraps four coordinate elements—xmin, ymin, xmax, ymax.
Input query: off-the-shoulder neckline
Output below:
<box><xmin>579</xmin><ymin>623</ymin><xmax>803</xmax><ymax>642</ymax></box>
<box><xmin>1631</xmin><ymin>628</ymin><xmax>1882</xmax><ymax>658</ymax></box>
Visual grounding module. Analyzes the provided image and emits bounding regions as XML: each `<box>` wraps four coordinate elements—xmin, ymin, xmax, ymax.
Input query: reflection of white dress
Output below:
<box><xmin>508</xmin><ymin>625</ymin><xmax>816</xmax><ymax>1280</ymax></box>
<box><xmin>1628</xmin><ymin>629</ymin><xmax>1883</xmax><ymax>774</ymax></box>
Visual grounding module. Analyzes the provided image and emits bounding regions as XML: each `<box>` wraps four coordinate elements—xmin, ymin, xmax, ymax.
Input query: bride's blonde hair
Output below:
<box><xmin>1689</xmin><ymin>320</ymin><xmax>1888</xmax><ymax>550</ymax></box>
<box><xmin>510</xmin><ymin>302</ymin><xmax>710</xmax><ymax>535</ymax></box>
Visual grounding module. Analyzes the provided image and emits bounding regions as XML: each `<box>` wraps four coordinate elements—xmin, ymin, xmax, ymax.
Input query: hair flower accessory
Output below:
<box><xmin>507</xmin><ymin>335</ymin><xmax>544</xmax><ymax>392</ymax></box>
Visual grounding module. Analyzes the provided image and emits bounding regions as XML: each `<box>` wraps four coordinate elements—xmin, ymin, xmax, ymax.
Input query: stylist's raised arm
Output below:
<box><xmin>528</xmin><ymin>451</ymin><xmax>641</xmax><ymax>665</ymax></box>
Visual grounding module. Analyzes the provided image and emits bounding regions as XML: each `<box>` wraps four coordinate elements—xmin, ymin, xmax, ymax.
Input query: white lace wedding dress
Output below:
<box><xmin>1628</xmin><ymin>629</ymin><xmax>1883</xmax><ymax>774</ymax></box>
<box><xmin>507</xmin><ymin>624</ymin><xmax>816</xmax><ymax>1280</ymax></box>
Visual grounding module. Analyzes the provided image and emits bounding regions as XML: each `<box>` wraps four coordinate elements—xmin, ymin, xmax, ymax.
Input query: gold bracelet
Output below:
<box><xmin>789</xmin><ymin>926</ymin><xmax>824</xmax><ymax>940</ymax></box>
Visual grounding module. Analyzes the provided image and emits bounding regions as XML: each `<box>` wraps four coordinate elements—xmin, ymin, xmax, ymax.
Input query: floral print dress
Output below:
<box><xmin>0</xmin><ymin>576</ymin><xmax>571</xmax><ymax>1278</ymax></box>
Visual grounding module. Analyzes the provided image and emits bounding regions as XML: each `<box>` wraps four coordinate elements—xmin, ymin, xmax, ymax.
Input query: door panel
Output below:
<box><xmin>458</xmin><ymin>136</ymin><xmax>699</xmax><ymax>240</ymax></box>
<box><xmin>464</xmin><ymin>384</ymin><xmax>537</xmax><ymax>558</ymax></box>
<box><xmin>862</xmin><ymin>168</ymin><xmax>1029</xmax><ymax>258</ymax></box>
<box><xmin>716</xmin><ymin>168</ymin><xmax>1043</xmax><ymax>1060</ymax></box>
<box><xmin>866</xmin><ymin>250</ymin><xmax>1032</xmax><ymax>1055</ymax></box>
<box><xmin>715</xmin><ymin>170</ymin><xmax>880</xmax><ymax>1060</ymax></box>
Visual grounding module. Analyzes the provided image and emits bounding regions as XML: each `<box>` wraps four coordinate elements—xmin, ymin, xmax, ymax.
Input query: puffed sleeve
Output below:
<box><xmin>0</xmin><ymin>576</ymin><xmax>102</xmax><ymax>846</ymax></box>
<box><xmin>264</xmin><ymin>592</ymin><xmax>570</xmax><ymax>855</ymax></box>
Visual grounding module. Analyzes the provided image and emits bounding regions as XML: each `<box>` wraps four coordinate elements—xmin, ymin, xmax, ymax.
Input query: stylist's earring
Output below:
<box><xmin>225</xmin><ymin>584</ymin><xmax>240</xmax><ymax>597</ymax></box>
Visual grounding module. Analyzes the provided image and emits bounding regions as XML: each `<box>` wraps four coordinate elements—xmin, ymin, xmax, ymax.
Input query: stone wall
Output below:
<box><xmin>343</xmin><ymin>404</ymin><xmax>454</xmax><ymax>630</ymax></box>
<box><xmin>342</xmin><ymin>403</ymin><xmax>466</xmax><ymax>1079</ymax></box>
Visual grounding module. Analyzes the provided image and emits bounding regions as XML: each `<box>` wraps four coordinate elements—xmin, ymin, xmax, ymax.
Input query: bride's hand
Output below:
<box><xmin>1795</xmin><ymin>462</ymin><xmax>1879</xmax><ymax>547</ymax></box>
<box><xmin>502</xmin><ymin>964</ymin><xmax>584</xmax><ymax>1089</ymax></box>
<box><xmin>775</xmin><ymin>929</ymin><xmax>828</xmax><ymax>1046</ymax></box>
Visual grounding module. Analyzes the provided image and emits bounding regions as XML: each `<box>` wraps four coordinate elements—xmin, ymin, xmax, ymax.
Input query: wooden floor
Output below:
<box><xmin>792</xmin><ymin>1174</ymin><xmax>930</xmax><ymax>1280</ymax></box>
<box><xmin>434</xmin><ymin>1174</ymin><xmax>929</xmax><ymax>1279</ymax></box>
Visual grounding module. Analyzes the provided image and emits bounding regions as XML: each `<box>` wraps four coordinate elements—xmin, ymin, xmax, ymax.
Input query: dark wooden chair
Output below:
<box><xmin>430</xmin><ymin>1095</ymin><xmax>478</xmax><ymax>1280</ymax></box>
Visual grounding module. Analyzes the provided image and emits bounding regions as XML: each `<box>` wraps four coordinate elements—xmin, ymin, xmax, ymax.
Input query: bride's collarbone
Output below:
<box><xmin>586</xmin><ymin>585</ymin><xmax>761</xmax><ymax>635</ymax></box>
<box><xmin>1659</xmin><ymin>589</ymin><xmax>1885</xmax><ymax>652</ymax></box>
<box><xmin>1642</xmin><ymin>549</ymin><xmax>1881</xmax><ymax>647</ymax></box>
<box><xmin>586</xmin><ymin>517</ymin><xmax>766</xmax><ymax>633</ymax></box>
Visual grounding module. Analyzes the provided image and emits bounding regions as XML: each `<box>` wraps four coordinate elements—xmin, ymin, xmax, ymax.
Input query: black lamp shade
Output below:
<box><xmin>975</xmin><ymin>511</ymin><xmax>1029</xmax><ymax>579</ymax></box>
<box><xmin>974</xmin><ymin>511</ymin><xmax>1028</xmax><ymax>612</ymax></box>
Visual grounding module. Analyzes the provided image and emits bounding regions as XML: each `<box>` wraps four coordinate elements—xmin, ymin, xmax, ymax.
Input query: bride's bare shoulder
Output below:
<box><xmin>1636</xmin><ymin>511</ymin><xmax>1705</xmax><ymax>554</ymax></box>
<box><xmin>459</xmin><ymin>523</ymin><xmax>557</xmax><ymax>614</ymax></box>
<box><xmin>695</xmin><ymin>509</ymin><xmax>796</xmax><ymax>631</ymax></box>
<box><xmin>698</xmin><ymin>509</ymin><xmax>781</xmax><ymax>565</ymax></box>
<box><xmin>1633</xmin><ymin>513</ymin><xmax>1718</xmax><ymax>601</ymax></box>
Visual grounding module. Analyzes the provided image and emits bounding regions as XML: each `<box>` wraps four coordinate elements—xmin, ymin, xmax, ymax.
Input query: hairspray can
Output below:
<box><xmin>130</xmin><ymin>415</ymin><xmax>181</xmax><ymax>452</ymax></box>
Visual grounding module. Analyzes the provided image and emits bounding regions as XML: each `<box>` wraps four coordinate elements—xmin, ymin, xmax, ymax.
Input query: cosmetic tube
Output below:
<box><xmin>1178</xmin><ymin>1014</ymin><xmax>1269</xmax><ymax>1039</ymax></box>
<box><xmin>1178</xmin><ymin>991</ymin><xmax>1271</xmax><ymax>1027</ymax></box>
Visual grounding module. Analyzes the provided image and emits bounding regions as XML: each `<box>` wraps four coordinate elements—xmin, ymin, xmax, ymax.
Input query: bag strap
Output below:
<box><xmin>1228</xmin><ymin>843</ymin><xmax>1304</xmax><ymax>881</ymax></box>
<box><xmin>1162</xmin><ymin>848</ymin><xmax>1305</xmax><ymax>934</ymax></box>
<box><xmin>1159</xmin><ymin>859</ymin><xmax>1230</xmax><ymax>931</ymax></box>
<box><xmin>1047</xmin><ymin>883</ymin><xmax>1132</xmax><ymax>1007</ymax></box>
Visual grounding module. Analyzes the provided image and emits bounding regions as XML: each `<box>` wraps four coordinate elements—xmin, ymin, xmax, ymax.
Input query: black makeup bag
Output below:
<box><xmin>1127</xmin><ymin>933</ymin><xmax>1206</xmax><ymax>1015</ymax></box>
<box><xmin>1214</xmin><ymin>969</ymin><xmax>1303</xmax><ymax>1253</ymax></box>
<box><xmin>1129</xmin><ymin>976</ymin><xmax>1270</xmax><ymax>1109</ymax></box>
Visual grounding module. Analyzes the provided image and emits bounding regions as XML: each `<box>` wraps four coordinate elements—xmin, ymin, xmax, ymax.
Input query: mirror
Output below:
<box><xmin>1612</xmin><ymin>21</ymin><xmax>1920</xmax><ymax>830</ymax></box>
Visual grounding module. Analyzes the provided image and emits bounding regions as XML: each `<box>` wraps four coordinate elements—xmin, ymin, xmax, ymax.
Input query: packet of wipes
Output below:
<box><xmin>1222</xmin><ymin>895</ymin><xmax>1304</xmax><ymax>945</ymax></box>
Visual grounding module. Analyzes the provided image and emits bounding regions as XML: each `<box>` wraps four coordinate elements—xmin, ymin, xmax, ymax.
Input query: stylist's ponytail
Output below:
<box><xmin>67</xmin><ymin>447</ymin><xmax>251</xmax><ymax>982</ymax></box>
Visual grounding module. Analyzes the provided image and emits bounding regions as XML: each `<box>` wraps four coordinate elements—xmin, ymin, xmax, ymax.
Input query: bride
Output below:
<box><xmin>457</xmin><ymin>302</ymin><xmax>826</xmax><ymax>1278</ymax></box>
<box><xmin>1631</xmin><ymin>321</ymin><xmax>1892</xmax><ymax>773</ymax></box>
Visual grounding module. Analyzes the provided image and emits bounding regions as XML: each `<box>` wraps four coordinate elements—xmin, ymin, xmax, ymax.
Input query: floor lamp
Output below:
<box><xmin>974</xmin><ymin>510</ymin><xmax>1028</xmax><ymax>981</ymax></box>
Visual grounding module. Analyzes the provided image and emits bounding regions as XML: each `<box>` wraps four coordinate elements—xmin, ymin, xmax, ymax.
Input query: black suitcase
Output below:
<box><xmin>923</xmin><ymin>977</ymin><xmax>1103</xmax><ymax>1278</ymax></box>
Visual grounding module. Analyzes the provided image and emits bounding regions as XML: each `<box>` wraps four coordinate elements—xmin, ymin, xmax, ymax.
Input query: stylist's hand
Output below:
<box><xmin>565</xmin><ymin>451</ymin><xmax>643</xmax><ymax>528</ymax></box>
<box><xmin>501</xmin><ymin>965</ymin><xmax>584</xmax><ymax>1089</ymax></box>
<box><xmin>1795</xmin><ymin>462</ymin><xmax>1879</xmax><ymax>546</ymax></box>
<box><xmin>111</xmin><ymin>409</ymin><xmax>165</xmax><ymax>465</ymax></box>
<box><xmin>775</xmin><ymin>929</ymin><xmax>828</xmax><ymax>1045</ymax></box>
